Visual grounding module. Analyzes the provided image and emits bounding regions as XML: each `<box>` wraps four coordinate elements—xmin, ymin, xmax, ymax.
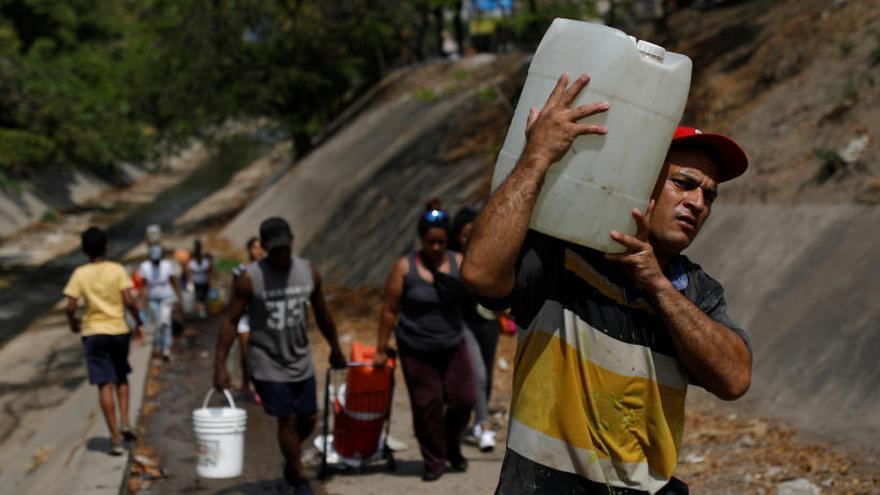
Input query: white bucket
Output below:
<box><xmin>192</xmin><ymin>388</ymin><xmax>247</xmax><ymax>478</ymax></box>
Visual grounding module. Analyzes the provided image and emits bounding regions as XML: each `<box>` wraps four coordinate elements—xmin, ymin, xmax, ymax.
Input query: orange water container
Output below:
<box><xmin>333</xmin><ymin>342</ymin><xmax>394</xmax><ymax>459</ymax></box>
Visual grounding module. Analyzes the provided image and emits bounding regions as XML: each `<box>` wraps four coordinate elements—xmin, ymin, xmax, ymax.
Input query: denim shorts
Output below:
<box><xmin>82</xmin><ymin>333</ymin><xmax>132</xmax><ymax>385</ymax></box>
<box><xmin>251</xmin><ymin>376</ymin><xmax>317</xmax><ymax>417</ymax></box>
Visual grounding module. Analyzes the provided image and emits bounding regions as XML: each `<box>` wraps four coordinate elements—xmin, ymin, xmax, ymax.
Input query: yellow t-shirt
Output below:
<box><xmin>63</xmin><ymin>261</ymin><xmax>134</xmax><ymax>336</ymax></box>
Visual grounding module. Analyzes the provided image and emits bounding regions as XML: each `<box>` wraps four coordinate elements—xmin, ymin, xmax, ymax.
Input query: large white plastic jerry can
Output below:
<box><xmin>492</xmin><ymin>19</ymin><xmax>692</xmax><ymax>253</ymax></box>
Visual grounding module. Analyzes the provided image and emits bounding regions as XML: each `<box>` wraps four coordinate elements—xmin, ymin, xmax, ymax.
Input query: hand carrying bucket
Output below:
<box><xmin>192</xmin><ymin>388</ymin><xmax>247</xmax><ymax>478</ymax></box>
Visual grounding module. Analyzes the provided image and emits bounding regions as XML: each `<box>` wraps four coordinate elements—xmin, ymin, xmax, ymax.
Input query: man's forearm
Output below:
<box><xmin>66</xmin><ymin>311</ymin><xmax>80</xmax><ymax>333</ymax></box>
<box><xmin>125</xmin><ymin>303</ymin><xmax>143</xmax><ymax>326</ymax></box>
<box><xmin>316</xmin><ymin>316</ymin><xmax>341</xmax><ymax>351</ymax></box>
<box><xmin>647</xmin><ymin>284</ymin><xmax>751</xmax><ymax>400</ymax></box>
<box><xmin>463</xmin><ymin>72</ymin><xmax>609</xmax><ymax>297</ymax></box>
<box><xmin>462</xmin><ymin>153</ymin><xmax>550</xmax><ymax>297</ymax></box>
<box><xmin>214</xmin><ymin>323</ymin><xmax>237</xmax><ymax>369</ymax></box>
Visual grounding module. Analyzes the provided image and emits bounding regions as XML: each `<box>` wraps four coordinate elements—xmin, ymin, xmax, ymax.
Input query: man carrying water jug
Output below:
<box><xmin>461</xmin><ymin>73</ymin><xmax>752</xmax><ymax>495</ymax></box>
<box><xmin>214</xmin><ymin>217</ymin><xmax>347</xmax><ymax>495</ymax></box>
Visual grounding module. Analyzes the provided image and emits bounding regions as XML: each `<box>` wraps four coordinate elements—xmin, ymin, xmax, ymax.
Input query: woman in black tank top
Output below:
<box><xmin>373</xmin><ymin>205</ymin><xmax>475</xmax><ymax>481</ymax></box>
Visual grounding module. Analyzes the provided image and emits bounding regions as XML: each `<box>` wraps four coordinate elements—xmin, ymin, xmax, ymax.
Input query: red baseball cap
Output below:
<box><xmin>671</xmin><ymin>126</ymin><xmax>749</xmax><ymax>182</ymax></box>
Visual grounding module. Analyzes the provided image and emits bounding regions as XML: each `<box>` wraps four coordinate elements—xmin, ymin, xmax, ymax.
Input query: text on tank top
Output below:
<box><xmin>245</xmin><ymin>257</ymin><xmax>316</xmax><ymax>382</ymax></box>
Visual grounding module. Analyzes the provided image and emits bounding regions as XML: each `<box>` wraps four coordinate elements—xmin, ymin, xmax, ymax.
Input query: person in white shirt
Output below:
<box><xmin>187</xmin><ymin>239</ymin><xmax>213</xmax><ymax>318</ymax></box>
<box><xmin>139</xmin><ymin>244</ymin><xmax>182</xmax><ymax>361</ymax></box>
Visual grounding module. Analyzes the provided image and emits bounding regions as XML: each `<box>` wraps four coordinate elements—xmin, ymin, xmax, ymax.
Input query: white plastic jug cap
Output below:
<box><xmin>636</xmin><ymin>40</ymin><xmax>666</xmax><ymax>61</ymax></box>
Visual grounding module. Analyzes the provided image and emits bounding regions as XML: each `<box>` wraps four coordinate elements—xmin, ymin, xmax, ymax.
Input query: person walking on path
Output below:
<box><xmin>139</xmin><ymin>243</ymin><xmax>182</xmax><ymax>361</ymax></box>
<box><xmin>451</xmin><ymin>206</ymin><xmax>499</xmax><ymax>453</ymax></box>
<box><xmin>462</xmin><ymin>73</ymin><xmax>752</xmax><ymax>494</ymax></box>
<box><xmin>372</xmin><ymin>204</ymin><xmax>476</xmax><ymax>482</ymax></box>
<box><xmin>214</xmin><ymin>217</ymin><xmax>346</xmax><ymax>495</ymax></box>
<box><xmin>187</xmin><ymin>239</ymin><xmax>213</xmax><ymax>318</ymax></box>
<box><xmin>64</xmin><ymin>227</ymin><xmax>145</xmax><ymax>456</ymax></box>
<box><xmin>231</xmin><ymin>236</ymin><xmax>267</xmax><ymax>400</ymax></box>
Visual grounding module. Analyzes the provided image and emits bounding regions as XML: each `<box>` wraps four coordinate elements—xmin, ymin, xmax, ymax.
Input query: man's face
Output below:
<box><xmin>648</xmin><ymin>147</ymin><xmax>720</xmax><ymax>259</ymax></box>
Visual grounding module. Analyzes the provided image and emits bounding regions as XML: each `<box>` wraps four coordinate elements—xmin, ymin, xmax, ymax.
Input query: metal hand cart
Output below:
<box><xmin>318</xmin><ymin>353</ymin><xmax>397</xmax><ymax>479</ymax></box>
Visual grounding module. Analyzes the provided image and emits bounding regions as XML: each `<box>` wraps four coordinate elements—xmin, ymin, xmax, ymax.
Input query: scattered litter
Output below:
<box><xmin>313</xmin><ymin>433</ymin><xmax>385</xmax><ymax>468</ymax></box>
<box><xmin>133</xmin><ymin>454</ymin><xmax>155</xmax><ymax>467</ymax></box>
<box><xmin>767</xmin><ymin>466</ymin><xmax>784</xmax><ymax>478</ymax></box>
<box><xmin>340</xmin><ymin>332</ymin><xmax>354</xmax><ymax>343</ymax></box>
<box><xmin>313</xmin><ymin>434</ymin><xmax>340</xmax><ymax>464</ymax></box>
<box><xmin>726</xmin><ymin>413</ymin><xmax>738</xmax><ymax>421</ymax></box>
<box><xmin>497</xmin><ymin>358</ymin><xmax>509</xmax><ymax>371</ymax></box>
<box><xmin>27</xmin><ymin>444</ymin><xmax>53</xmax><ymax>473</ymax></box>
<box><xmin>820</xmin><ymin>477</ymin><xmax>834</xmax><ymax>487</ymax></box>
<box><xmin>775</xmin><ymin>478</ymin><xmax>821</xmax><ymax>495</ymax></box>
<box><xmin>385</xmin><ymin>435</ymin><xmax>408</xmax><ymax>451</ymax></box>
<box><xmin>746</xmin><ymin>419</ymin><xmax>769</xmax><ymax>437</ymax></box>
<box><xmin>740</xmin><ymin>434</ymin><xmax>756</xmax><ymax>447</ymax></box>
<box><xmin>684</xmin><ymin>453</ymin><xmax>705</xmax><ymax>464</ymax></box>
<box><xmin>132</xmin><ymin>461</ymin><xmax>165</xmax><ymax>481</ymax></box>
<box><xmin>301</xmin><ymin>447</ymin><xmax>321</xmax><ymax>467</ymax></box>
<box><xmin>840</xmin><ymin>135</ymin><xmax>869</xmax><ymax>164</ymax></box>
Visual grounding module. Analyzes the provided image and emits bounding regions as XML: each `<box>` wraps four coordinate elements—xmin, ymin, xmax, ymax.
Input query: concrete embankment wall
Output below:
<box><xmin>221</xmin><ymin>55</ymin><xmax>521</xmax><ymax>287</ymax></box>
<box><xmin>687</xmin><ymin>203</ymin><xmax>880</xmax><ymax>446</ymax></box>
<box><xmin>0</xmin><ymin>166</ymin><xmax>141</xmax><ymax>238</ymax></box>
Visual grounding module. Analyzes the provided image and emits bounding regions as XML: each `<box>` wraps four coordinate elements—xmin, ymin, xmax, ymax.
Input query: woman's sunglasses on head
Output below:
<box><xmin>423</xmin><ymin>209</ymin><xmax>449</xmax><ymax>223</ymax></box>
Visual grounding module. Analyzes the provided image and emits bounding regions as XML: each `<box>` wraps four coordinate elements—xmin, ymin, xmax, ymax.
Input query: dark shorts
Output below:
<box><xmin>251</xmin><ymin>376</ymin><xmax>317</xmax><ymax>418</ymax></box>
<box><xmin>194</xmin><ymin>283</ymin><xmax>210</xmax><ymax>303</ymax></box>
<box><xmin>82</xmin><ymin>333</ymin><xmax>132</xmax><ymax>385</ymax></box>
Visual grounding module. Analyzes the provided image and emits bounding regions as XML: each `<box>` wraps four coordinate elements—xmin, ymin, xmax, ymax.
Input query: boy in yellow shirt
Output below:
<box><xmin>63</xmin><ymin>227</ymin><xmax>144</xmax><ymax>455</ymax></box>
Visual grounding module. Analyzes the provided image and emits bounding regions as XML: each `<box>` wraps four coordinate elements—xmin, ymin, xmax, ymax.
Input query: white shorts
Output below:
<box><xmin>237</xmin><ymin>314</ymin><xmax>250</xmax><ymax>334</ymax></box>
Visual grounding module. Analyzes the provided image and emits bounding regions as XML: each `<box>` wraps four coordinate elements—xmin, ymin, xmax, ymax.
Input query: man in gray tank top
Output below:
<box><xmin>214</xmin><ymin>217</ymin><xmax>346</xmax><ymax>495</ymax></box>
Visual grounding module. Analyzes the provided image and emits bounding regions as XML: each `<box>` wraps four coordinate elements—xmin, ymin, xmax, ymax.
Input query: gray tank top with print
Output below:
<box><xmin>246</xmin><ymin>257</ymin><xmax>315</xmax><ymax>382</ymax></box>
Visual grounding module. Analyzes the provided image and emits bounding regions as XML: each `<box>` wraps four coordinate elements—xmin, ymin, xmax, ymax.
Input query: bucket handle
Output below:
<box><xmin>202</xmin><ymin>388</ymin><xmax>238</xmax><ymax>410</ymax></box>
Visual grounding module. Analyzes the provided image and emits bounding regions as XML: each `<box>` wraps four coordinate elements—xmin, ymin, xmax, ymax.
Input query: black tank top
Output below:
<box><xmin>395</xmin><ymin>251</ymin><xmax>464</xmax><ymax>352</ymax></box>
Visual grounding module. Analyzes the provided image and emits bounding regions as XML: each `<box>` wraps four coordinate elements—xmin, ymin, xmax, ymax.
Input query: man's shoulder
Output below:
<box><xmin>675</xmin><ymin>254</ymin><xmax>726</xmax><ymax>303</ymax></box>
<box><xmin>675</xmin><ymin>254</ymin><xmax>717</xmax><ymax>284</ymax></box>
<box><xmin>293</xmin><ymin>256</ymin><xmax>314</xmax><ymax>274</ymax></box>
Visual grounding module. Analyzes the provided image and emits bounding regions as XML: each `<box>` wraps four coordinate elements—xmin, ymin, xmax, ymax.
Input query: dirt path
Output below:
<box><xmin>135</xmin><ymin>289</ymin><xmax>512</xmax><ymax>494</ymax></box>
<box><xmin>134</xmin><ymin>288</ymin><xmax>880</xmax><ymax>495</ymax></box>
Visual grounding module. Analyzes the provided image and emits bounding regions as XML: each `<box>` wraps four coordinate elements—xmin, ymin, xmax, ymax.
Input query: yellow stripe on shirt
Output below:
<box><xmin>564</xmin><ymin>249</ymin><xmax>655</xmax><ymax>314</ymax></box>
<box><xmin>511</xmin><ymin>326</ymin><xmax>686</xmax><ymax>480</ymax></box>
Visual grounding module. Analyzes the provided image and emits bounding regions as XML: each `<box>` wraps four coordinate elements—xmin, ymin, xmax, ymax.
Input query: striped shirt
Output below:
<box><xmin>486</xmin><ymin>232</ymin><xmax>749</xmax><ymax>495</ymax></box>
